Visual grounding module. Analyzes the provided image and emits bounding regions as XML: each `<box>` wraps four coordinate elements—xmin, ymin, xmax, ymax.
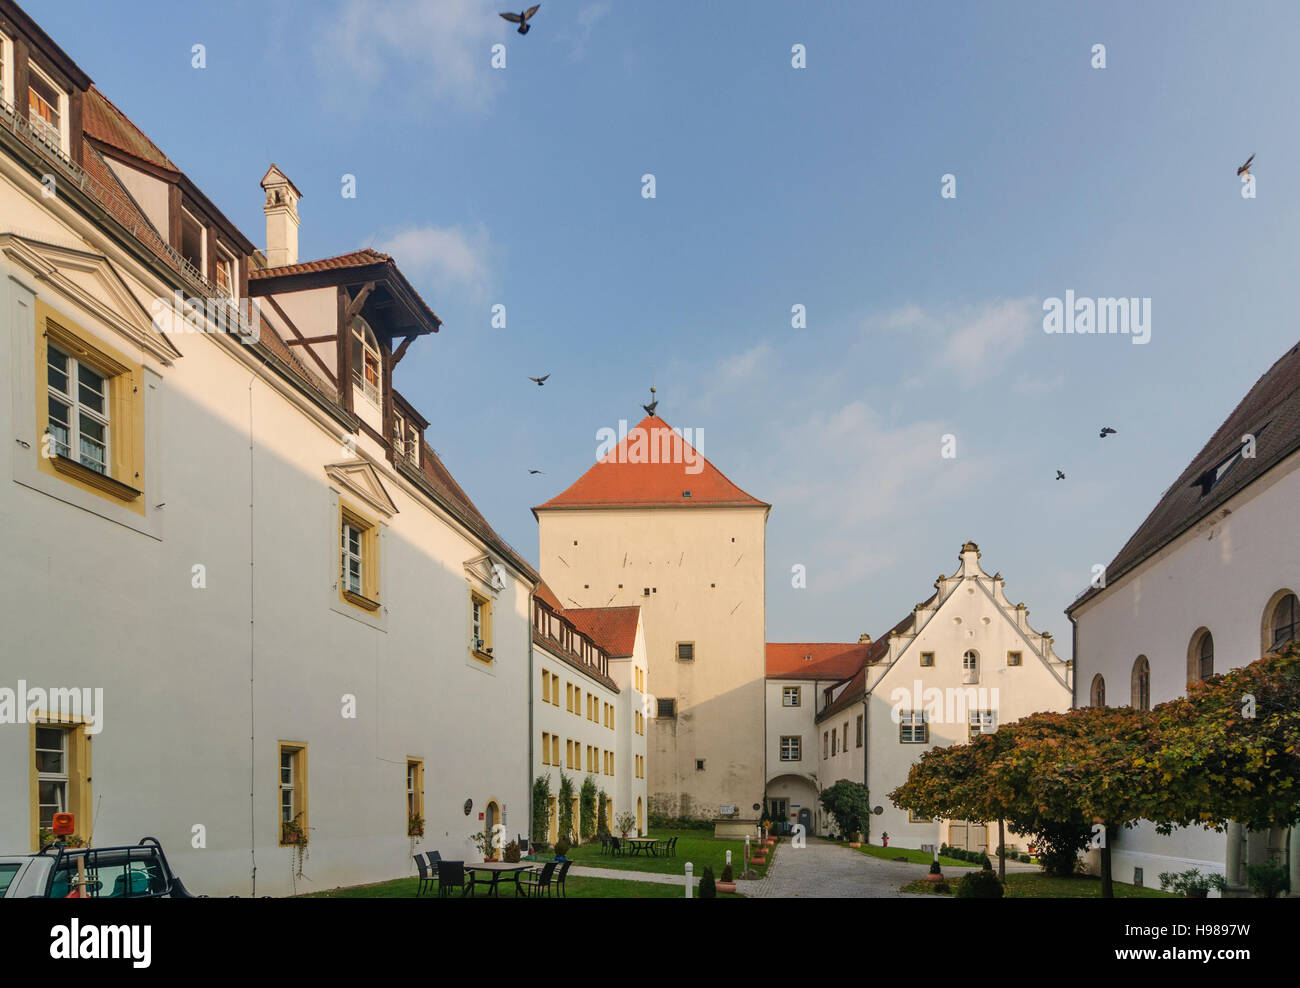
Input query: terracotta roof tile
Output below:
<box><xmin>534</xmin><ymin>416</ymin><xmax>767</xmax><ymax>511</ymax></box>
<box><xmin>563</xmin><ymin>606</ymin><xmax>641</xmax><ymax>658</ymax></box>
<box><xmin>247</xmin><ymin>249</ymin><xmax>392</xmax><ymax>279</ymax></box>
<box><xmin>82</xmin><ymin>87</ymin><xmax>178</xmax><ymax>173</ymax></box>
<box><xmin>1069</xmin><ymin>338</ymin><xmax>1300</xmax><ymax>613</ymax></box>
<box><xmin>767</xmin><ymin>642</ymin><xmax>876</xmax><ymax>680</ymax></box>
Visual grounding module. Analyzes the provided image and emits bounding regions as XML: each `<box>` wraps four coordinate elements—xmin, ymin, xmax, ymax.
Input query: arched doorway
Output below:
<box><xmin>636</xmin><ymin>797</ymin><xmax>643</xmax><ymax>836</ymax></box>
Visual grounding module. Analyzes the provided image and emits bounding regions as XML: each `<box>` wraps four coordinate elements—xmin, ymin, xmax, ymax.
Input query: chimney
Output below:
<box><xmin>858</xmin><ymin>634</ymin><xmax>872</xmax><ymax>644</ymax></box>
<box><xmin>260</xmin><ymin>164</ymin><xmax>301</xmax><ymax>268</ymax></box>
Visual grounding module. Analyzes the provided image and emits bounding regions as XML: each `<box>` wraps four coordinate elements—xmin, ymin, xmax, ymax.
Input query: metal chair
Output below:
<box><xmin>437</xmin><ymin>860</ymin><xmax>470</xmax><ymax>897</ymax></box>
<box><xmin>520</xmin><ymin>860</ymin><xmax>557</xmax><ymax>898</ymax></box>
<box><xmin>413</xmin><ymin>855</ymin><xmax>437</xmax><ymax>897</ymax></box>
<box><xmin>608</xmin><ymin>836</ymin><xmax>622</xmax><ymax>857</ymax></box>
<box><xmin>555</xmin><ymin>859</ymin><xmax>573</xmax><ymax>898</ymax></box>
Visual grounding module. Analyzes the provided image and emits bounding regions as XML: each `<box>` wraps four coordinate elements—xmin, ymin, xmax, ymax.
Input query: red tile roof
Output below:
<box><xmin>82</xmin><ymin>86</ymin><xmax>178</xmax><ymax>173</ymax></box>
<box><xmin>534</xmin><ymin>416</ymin><xmax>767</xmax><ymax>511</ymax></box>
<box><xmin>810</xmin><ymin>601</ymin><xmax>935</xmax><ymax>722</ymax></box>
<box><xmin>247</xmin><ymin>248</ymin><xmax>392</xmax><ymax>279</ymax></box>
<box><xmin>1068</xmin><ymin>337</ymin><xmax>1300</xmax><ymax>614</ymax></box>
<box><xmin>534</xmin><ymin>579</ymin><xmax>565</xmax><ymax>612</ymax></box>
<box><xmin>564</xmin><ymin>606</ymin><xmax>641</xmax><ymax>658</ymax></box>
<box><xmin>766</xmin><ymin>642</ymin><xmax>876</xmax><ymax>680</ymax></box>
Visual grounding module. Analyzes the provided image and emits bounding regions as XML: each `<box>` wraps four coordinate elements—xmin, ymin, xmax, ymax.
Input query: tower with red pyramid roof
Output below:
<box><xmin>534</xmin><ymin>414</ymin><xmax>770</xmax><ymax>824</ymax></box>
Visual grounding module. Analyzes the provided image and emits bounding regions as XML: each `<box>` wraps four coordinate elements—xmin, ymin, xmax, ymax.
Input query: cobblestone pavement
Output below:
<box><xmin>747</xmin><ymin>841</ymin><xmax>943</xmax><ymax>898</ymax></box>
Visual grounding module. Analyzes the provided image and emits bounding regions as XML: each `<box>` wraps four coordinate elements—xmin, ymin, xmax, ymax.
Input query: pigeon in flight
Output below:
<box><xmin>500</xmin><ymin>4</ymin><xmax>540</xmax><ymax>34</ymax></box>
<box><xmin>1099</xmin><ymin>427</ymin><xmax>1117</xmax><ymax>438</ymax></box>
<box><xmin>1056</xmin><ymin>470</ymin><xmax>1065</xmax><ymax>480</ymax></box>
<box><xmin>529</xmin><ymin>469</ymin><xmax>544</xmax><ymax>475</ymax></box>
<box><xmin>643</xmin><ymin>384</ymin><xmax>658</xmax><ymax>417</ymax></box>
<box><xmin>529</xmin><ymin>374</ymin><xmax>549</xmax><ymax>386</ymax></box>
<box><xmin>1237</xmin><ymin>153</ymin><xmax>1255</xmax><ymax>178</ymax></box>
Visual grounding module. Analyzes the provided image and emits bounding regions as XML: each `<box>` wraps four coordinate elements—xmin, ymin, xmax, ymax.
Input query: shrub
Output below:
<box><xmin>558</xmin><ymin>773</ymin><xmax>575</xmax><ymax>843</ymax></box>
<box><xmin>615</xmin><ymin>810</ymin><xmax>636</xmax><ymax>837</ymax></box>
<box><xmin>1032</xmin><ymin>822</ymin><xmax>1092</xmax><ymax>878</ymax></box>
<box><xmin>531</xmin><ymin>776</ymin><xmax>551</xmax><ymax>847</ymax></box>
<box><xmin>554</xmin><ymin>837</ymin><xmax>571</xmax><ymax>859</ymax></box>
<box><xmin>978</xmin><ymin>852</ymin><xmax>992</xmax><ymax>870</ymax></box>
<box><xmin>1158</xmin><ymin>868</ymin><xmax>1228</xmax><ymax>897</ymax></box>
<box><xmin>929</xmin><ymin>860</ymin><xmax>942</xmax><ymax>875</ymax></box>
<box><xmin>579</xmin><ymin>776</ymin><xmax>598</xmax><ymax>840</ymax></box>
<box><xmin>503</xmin><ymin>841</ymin><xmax>521</xmax><ymax>863</ymax></box>
<box><xmin>721</xmin><ymin>864</ymin><xmax>734</xmax><ymax>883</ymax></box>
<box><xmin>955</xmin><ymin>869</ymin><xmax>1004</xmax><ymax>898</ymax></box>
<box><xmin>699</xmin><ymin>865</ymin><xmax>717</xmax><ymax>899</ymax></box>
<box><xmin>597</xmin><ymin>792</ymin><xmax>609</xmax><ymax>836</ymax></box>
<box><xmin>1246</xmin><ymin>863</ymin><xmax>1290</xmax><ymax>898</ymax></box>
<box><xmin>933</xmin><ymin>879</ymin><xmax>951</xmax><ymax>893</ymax></box>
<box><xmin>818</xmin><ymin>779</ymin><xmax>872</xmax><ymax>844</ymax></box>
<box><xmin>648</xmin><ymin>813</ymin><xmax>713</xmax><ymax>831</ymax></box>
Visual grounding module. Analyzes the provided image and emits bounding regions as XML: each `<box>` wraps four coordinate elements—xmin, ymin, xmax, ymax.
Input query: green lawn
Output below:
<box><xmin>849</xmin><ymin>841</ymin><xmax>978</xmax><ymax>869</ymax></box>
<box><xmin>901</xmin><ymin>872</ymin><xmax>1176</xmax><ymax>898</ymax></box>
<box><xmin>300</xmin><ymin>873</ymin><xmax>731</xmax><ymax>899</ymax></box>
<box><xmin>554</xmin><ymin>829</ymin><xmax>772</xmax><ymax>879</ymax></box>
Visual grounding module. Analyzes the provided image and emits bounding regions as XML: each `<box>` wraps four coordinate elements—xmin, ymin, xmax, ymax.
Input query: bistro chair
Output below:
<box><xmin>424</xmin><ymin>850</ymin><xmax>441</xmax><ymax>872</ymax></box>
<box><xmin>413</xmin><ymin>855</ymin><xmax>437</xmax><ymax>897</ymax></box>
<box><xmin>608</xmin><ymin>836</ymin><xmax>622</xmax><ymax>857</ymax></box>
<box><xmin>554</xmin><ymin>859</ymin><xmax>573</xmax><ymax>898</ymax></box>
<box><xmin>598</xmin><ymin>835</ymin><xmax>610</xmax><ymax>856</ymax></box>
<box><xmin>437</xmin><ymin>860</ymin><xmax>470</xmax><ymax>898</ymax></box>
<box><xmin>520</xmin><ymin>860</ymin><xmax>557</xmax><ymax>898</ymax></box>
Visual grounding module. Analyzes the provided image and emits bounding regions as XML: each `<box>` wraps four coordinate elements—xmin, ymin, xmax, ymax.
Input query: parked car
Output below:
<box><xmin>1</xmin><ymin>836</ymin><xmax>196</xmax><ymax>898</ymax></box>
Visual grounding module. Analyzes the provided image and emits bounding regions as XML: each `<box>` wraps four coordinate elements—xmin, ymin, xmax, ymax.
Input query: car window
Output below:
<box><xmin>0</xmin><ymin>863</ymin><xmax>20</xmax><ymax>896</ymax></box>
<box><xmin>51</xmin><ymin>851</ymin><xmax>167</xmax><ymax>898</ymax></box>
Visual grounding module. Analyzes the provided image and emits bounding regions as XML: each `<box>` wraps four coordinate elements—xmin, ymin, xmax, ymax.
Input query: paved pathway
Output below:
<box><xmin>567</xmin><ymin>864</ymin><xmax>685</xmax><ymax>886</ymax></box>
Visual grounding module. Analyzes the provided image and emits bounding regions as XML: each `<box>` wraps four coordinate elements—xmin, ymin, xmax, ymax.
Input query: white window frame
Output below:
<box><xmin>782</xmin><ymin>685</ymin><xmax>800</xmax><ymax>707</ymax></box>
<box><xmin>35</xmin><ymin>726</ymin><xmax>68</xmax><ymax>831</ymax></box>
<box><xmin>472</xmin><ymin>597</ymin><xmax>483</xmax><ymax>650</ymax></box>
<box><xmin>0</xmin><ymin>33</ymin><xmax>12</xmax><ymax>109</ymax></box>
<box><xmin>340</xmin><ymin>520</ymin><xmax>363</xmax><ymax>594</ymax></box>
<box><xmin>179</xmin><ymin>207</ymin><xmax>207</xmax><ymax>277</ymax></box>
<box><xmin>780</xmin><ymin>735</ymin><xmax>801</xmax><ymax>761</ymax></box>
<box><xmin>26</xmin><ymin>62</ymin><xmax>67</xmax><ymax>153</ymax></box>
<box><xmin>214</xmin><ymin>243</ymin><xmax>236</xmax><ymax>299</ymax></box>
<box><xmin>46</xmin><ymin>343</ymin><xmax>110</xmax><ymax>475</ymax></box>
<box><xmin>279</xmin><ymin>750</ymin><xmax>295</xmax><ymax>823</ymax></box>
<box><xmin>900</xmin><ymin>711</ymin><xmax>928</xmax><ymax>744</ymax></box>
<box><xmin>968</xmin><ymin>709</ymin><xmax>995</xmax><ymax>741</ymax></box>
<box><xmin>962</xmin><ymin>649</ymin><xmax>980</xmax><ymax>684</ymax></box>
<box><xmin>351</xmin><ymin>317</ymin><xmax>381</xmax><ymax>407</ymax></box>
<box><xmin>406</xmin><ymin>762</ymin><xmax>417</xmax><ymax>816</ymax></box>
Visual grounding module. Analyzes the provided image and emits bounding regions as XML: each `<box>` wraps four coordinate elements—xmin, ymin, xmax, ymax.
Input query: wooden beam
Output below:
<box><xmin>262</xmin><ymin>294</ymin><xmax>337</xmax><ymax>386</ymax></box>
<box><xmin>285</xmin><ymin>335</ymin><xmax>337</xmax><ymax>345</ymax></box>
<box><xmin>345</xmin><ymin>281</ymin><xmax>375</xmax><ymax>321</ymax></box>
<box><xmin>391</xmin><ymin>333</ymin><xmax>418</xmax><ymax>366</ymax></box>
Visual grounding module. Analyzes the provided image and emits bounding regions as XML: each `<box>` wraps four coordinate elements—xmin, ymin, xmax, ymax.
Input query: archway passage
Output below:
<box><xmin>636</xmin><ymin>797</ymin><xmax>644</xmax><ymax>836</ymax></box>
<box><xmin>485</xmin><ymin>800</ymin><xmax>499</xmax><ymax>857</ymax></box>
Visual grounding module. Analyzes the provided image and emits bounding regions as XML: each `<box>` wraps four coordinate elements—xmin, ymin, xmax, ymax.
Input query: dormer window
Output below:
<box><xmin>1</xmin><ymin>34</ymin><xmax>12</xmax><ymax>108</ymax></box>
<box><xmin>351</xmin><ymin>317</ymin><xmax>381</xmax><ymax>407</ymax></box>
<box><xmin>214</xmin><ymin>244</ymin><xmax>236</xmax><ymax>298</ymax></box>
<box><xmin>180</xmin><ymin>208</ymin><xmax>206</xmax><ymax>275</ymax></box>
<box><xmin>27</xmin><ymin>65</ymin><xmax>66</xmax><ymax>152</ymax></box>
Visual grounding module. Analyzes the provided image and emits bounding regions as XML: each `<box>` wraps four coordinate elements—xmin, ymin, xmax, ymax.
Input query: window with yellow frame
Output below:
<box><xmin>30</xmin><ymin>717</ymin><xmax>92</xmax><ymax>851</ymax></box>
<box><xmin>406</xmin><ymin>758</ymin><xmax>424</xmax><ymax>834</ymax></box>
<box><xmin>35</xmin><ymin>308</ymin><xmax>146</xmax><ymax>513</ymax></box>
<box><xmin>339</xmin><ymin>502</ymin><xmax>381</xmax><ymax>611</ymax></box>
<box><xmin>278</xmin><ymin>743</ymin><xmax>308</xmax><ymax>846</ymax></box>
<box><xmin>470</xmin><ymin>590</ymin><xmax>493</xmax><ymax>661</ymax></box>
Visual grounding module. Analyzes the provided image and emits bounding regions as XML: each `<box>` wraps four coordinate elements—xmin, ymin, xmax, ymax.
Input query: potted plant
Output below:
<box><xmin>554</xmin><ymin>837</ymin><xmax>571</xmax><ymax>861</ymax></box>
<box><xmin>1158</xmin><ymin>868</ymin><xmax>1228</xmax><ymax>899</ymax></box>
<box><xmin>849</xmin><ymin>830</ymin><xmax>863</xmax><ymax>849</ymax></box>
<box><xmin>615</xmin><ymin>811</ymin><xmax>635</xmax><ymax>838</ymax></box>
<box><xmin>699</xmin><ymin>865</ymin><xmax>717</xmax><ymax>898</ymax></box>
<box><xmin>407</xmin><ymin>813</ymin><xmax>424</xmax><ymax>839</ymax></box>
<box><xmin>503</xmin><ymin>840</ymin><xmax>521</xmax><ymax>864</ymax></box>
<box><xmin>469</xmin><ymin>831</ymin><xmax>498</xmax><ymax>862</ymax></box>
<box><xmin>1245</xmin><ymin>863</ymin><xmax>1290</xmax><ymax>898</ymax></box>
<box><xmin>281</xmin><ymin>816</ymin><xmax>308</xmax><ymax>847</ymax></box>
<box><xmin>716</xmin><ymin>863</ymin><xmax>737</xmax><ymax>894</ymax></box>
<box><xmin>927</xmin><ymin>860</ymin><xmax>944</xmax><ymax>883</ymax></box>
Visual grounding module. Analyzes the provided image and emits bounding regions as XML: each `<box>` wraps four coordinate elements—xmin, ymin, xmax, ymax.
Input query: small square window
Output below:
<box><xmin>695</xmin><ymin>759</ymin><xmax>705</xmax><ymax>771</ymax></box>
<box><xmin>656</xmin><ymin>698</ymin><xmax>676</xmax><ymax>718</ymax></box>
<box><xmin>1007</xmin><ymin>651</ymin><xmax>1022</xmax><ymax>666</ymax></box>
<box><xmin>677</xmin><ymin>642</ymin><xmax>694</xmax><ymax>661</ymax></box>
<box><xmin>920</xmin><ymin>652</ymin><xmax>935</xmax><ymax>667</ymax></box>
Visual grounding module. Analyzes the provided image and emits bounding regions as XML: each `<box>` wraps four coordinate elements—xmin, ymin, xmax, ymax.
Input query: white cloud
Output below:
<box><xmin>559</xmin><ymin>2</ymin><xmax>611</xmax><ymax>60</ymax></box>
<box><xmin>378</xmin><ymin>223</ymin><xmax>493</xmax><ymax>301</ymax></box>
<box><xmin>313</xmin><ymin>0</ymin><xmax>505</xmax><ymax>113</ymax></box>
<box><xmin>940</xmin><ymin>297</ymin><xmax>1037</xmax><ymax>372</ymax></box>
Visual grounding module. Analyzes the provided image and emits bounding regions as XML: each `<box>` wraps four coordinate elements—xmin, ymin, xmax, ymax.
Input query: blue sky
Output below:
<box><xmin>30</xmin><ymin>0</ymin><xmax>1300</xmax><ymax>655</ymax></box>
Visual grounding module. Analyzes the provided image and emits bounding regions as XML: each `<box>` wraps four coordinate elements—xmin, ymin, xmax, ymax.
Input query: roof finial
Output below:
<box><xmin>642</xmin><ymin>384</ymin><xmax>658</xmax><ymax>418</ymax></box>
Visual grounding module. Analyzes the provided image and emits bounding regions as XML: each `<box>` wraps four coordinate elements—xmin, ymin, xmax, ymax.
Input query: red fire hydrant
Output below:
<box><xmin>881</xmin><ymin>832</ymin><xmax>889</xmax><ymax>847</ymax></box>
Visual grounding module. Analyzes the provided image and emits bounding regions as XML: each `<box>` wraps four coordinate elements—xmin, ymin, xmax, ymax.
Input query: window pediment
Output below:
<box><xmin>464</xmin><ymin>553</ymin><xmax>506</xmax><ymax>596</ymax></box>
<box><xmin>0</xmin><ymin>233</ymin><xmax>180</xmax><ymax>364</ymax></box>
<box><xmin>325</xmin><ymin>459</ymin><xmax>398</xmax><ymax>518</ymax></box>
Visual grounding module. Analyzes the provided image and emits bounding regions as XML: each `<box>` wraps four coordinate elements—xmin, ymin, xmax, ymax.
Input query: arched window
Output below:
<box><xmin>1187</xmin><ymin>629</ymin><xmax>1214</xmax><ymax>686</ymax></box>
<box><xmin>1131</xmin><ymin>656</ymin><xmax>1150</xmax><ymax>710</ymax></box>
<box><xmin>962</xmin><ymin>649</ymin><xmax>979</xmax><ymax>684</ymax></box>
<box><xmin>1090</xmin><ymin>674</ymin><xmax>1105</xmax><ymax>708</ymax></box>
<box><xmin>351</xmin><ymin>316</ymin><xmax>381</xmax><ymax>405</ymax></box>
<box><xmin>1269</xmin><ymin>593</ymin><xmax>1298</xmax><ymax>650</ymax></box>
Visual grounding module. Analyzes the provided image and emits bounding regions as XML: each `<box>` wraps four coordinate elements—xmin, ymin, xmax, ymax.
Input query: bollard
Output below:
<box><xmin>726</xmin><ymin>849</ymin><xmax>732</xmax><ymax>867</ymax></box>
<box><xmin>685</xmin><ymin>861</ymin><xmax>693</xmax><ymax>899</ymax></box>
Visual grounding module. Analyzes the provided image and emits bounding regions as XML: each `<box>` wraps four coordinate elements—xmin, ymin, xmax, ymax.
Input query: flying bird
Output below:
<box><xmin>1056</xmin><ymin>470</ymin><xmax>1065</xmax><ymax>480</ymax></box>
<box><xmin>529</xmin><ymin>469</ymin><xmax>544</xmax><ymax>475</ymax></box>
<box><xmin>1237</xmin><ymin>153</ymin><xmax>1255</xmax><ymax>178</ymax></box>
<box><xmin>500</xmin><ymin>4</ymin><xmax>540</xmax><ymax>34</ymax></box>
<box><xmin>1099</xmin><ymin>427</ymin><xmax>1117</xmax><ymax>438</ymax></box>
<box><xmin>529</xmin><ymin>374</ymin><xmax>549</xmax><ymax>386</ymax></box>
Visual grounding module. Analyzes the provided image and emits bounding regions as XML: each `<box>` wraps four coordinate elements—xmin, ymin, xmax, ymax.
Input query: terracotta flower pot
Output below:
<box><xmin>849</xmin><ymin>842</ymin><xmax>861</xmax><ymax>848</ymax></box>
<box><xmin>926</xmin><ymin>872</ymin><xmax>943</xmax><ymax>883</ymax></box>
<box><xmin>715</xmin><ymin>881</ymin><xmax>738</xmax><ymax>894</ymax></box>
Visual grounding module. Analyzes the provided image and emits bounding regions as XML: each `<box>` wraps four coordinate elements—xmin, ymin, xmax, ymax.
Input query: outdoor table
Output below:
<box><xmin>466</xmin><ymin>861</ymin><xmax>535</xmax><ymax>897</ymax></box>
<box><xmin>624</xmin><ymin>837</ymin><xmax>659</xmax><ymax>857</ymax></box>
